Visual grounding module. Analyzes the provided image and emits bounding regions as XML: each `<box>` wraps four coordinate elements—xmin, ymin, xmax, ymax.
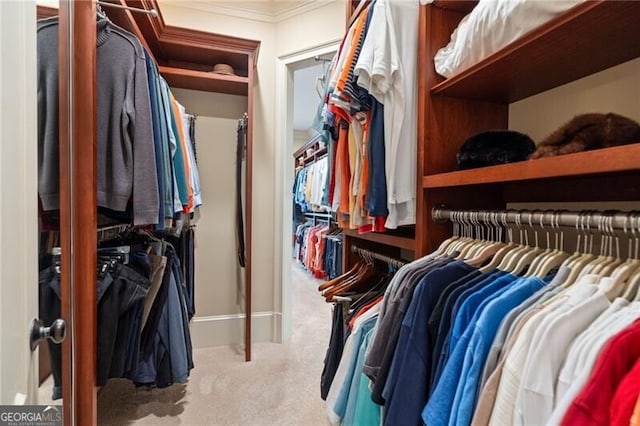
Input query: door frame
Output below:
<box><xmin>0</xmin><ymin>0</ymin><xmax>39</xmax><ymax>406</ymax></box>
<box><xmin>273</xmin><ymin>40</ymin><xmax>339</xmax><ymax>343</ymax></box>
<box><xmin>58</xmin><ymin>1</ymin><xmax>98</xmax><ymax>423</ymax></box>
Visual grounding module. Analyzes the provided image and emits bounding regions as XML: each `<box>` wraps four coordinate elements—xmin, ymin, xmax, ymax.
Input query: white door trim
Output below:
<box><xmin>0</xmin><ymin>0</ymin><xmax>39</xmax><ymax>405</ymax></box>
<box><xmin>273</xmin><ymin>40</ymin><xmax>339</xmax><ymax>343</ymax></box>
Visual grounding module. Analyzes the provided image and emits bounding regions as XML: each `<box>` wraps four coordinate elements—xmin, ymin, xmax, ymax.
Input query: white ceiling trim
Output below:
<box><xmin>162</xmin><ymin>0</ymin><xmax>336</xmax><ymax>24</ymax></box>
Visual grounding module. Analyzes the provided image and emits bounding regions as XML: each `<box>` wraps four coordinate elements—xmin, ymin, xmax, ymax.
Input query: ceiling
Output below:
<box><xmin>157</xmin><ymin>0</ymin><xmax>336</xmax><ymax>23</ymax></box>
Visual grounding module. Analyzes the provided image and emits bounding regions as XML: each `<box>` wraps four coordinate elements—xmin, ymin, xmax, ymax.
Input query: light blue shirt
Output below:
<box><xmin>331</xmin><ymin>316</ymin><xmax>377</xmax><ymax>422</ymax></box>
<box><xmin>343</xmin><ymin>329</ymin><xmax>380</xmax><ymax>425</ymax></box>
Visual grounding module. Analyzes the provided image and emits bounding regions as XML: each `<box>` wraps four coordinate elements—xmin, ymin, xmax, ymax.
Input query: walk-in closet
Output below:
<box><xmin>1</xmin><ymin>0</ymin><xmax>639</xmax><ymax>425</ymax></box>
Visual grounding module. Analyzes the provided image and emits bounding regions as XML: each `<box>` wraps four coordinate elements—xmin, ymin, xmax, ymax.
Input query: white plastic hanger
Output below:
<box><xmin>533</xmin><ymin>211</ymin><xmax>570</xmax><ymax>278</ymax></box>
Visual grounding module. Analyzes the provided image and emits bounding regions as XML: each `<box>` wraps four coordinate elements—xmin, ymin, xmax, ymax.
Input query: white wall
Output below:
<box><xmin>510</xmin><ymin>58</ymin><xmax>640</xmax><ymax>142</ymax></box>
<box><xmin>161</xmin><ymin>2</ymin><xmax>345</xmax><ymax>345</ymax></box>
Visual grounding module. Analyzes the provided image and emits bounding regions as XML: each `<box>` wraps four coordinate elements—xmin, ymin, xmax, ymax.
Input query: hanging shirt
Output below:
<box><xmin>380</xmin><ymin>261</ymin><xmax>478</xmax><ymax>426</ymax></box>
<box><xmin>446</xmin><ymin>277</ymin><xmax>547</xmax><ymax>426</ymax></box>
<box><xmin>488</xmin><ymin>275</ymin><xmax>599</xmax><ymax>426</ymax></box>
<box><xmin>548</xmin><ymin>300</ymin><xmax>640</xmax><ymax>425</ymax></box>
<box><xmin>355</xmin><ymin>0</ymin><xmax>418</xmax><ymax>229</ymax></box>
<box><xmin>609</xmin><ymin>357</ymin><xmax>640</xmax><ymax>426</ymax></box>
<box><xmin>561</xmin><ymin>320</ymin><xmax>640</xmax><ymax>426</ymax></box>
<box><xmin>38</xmin><ymin>18</ymin><xmax>159</xmax><ymax>225</ymax></box>
<box><xmin>513</xmin><ymin>286</ymin><xmax>610</xmax><ymax>425</ymax></box>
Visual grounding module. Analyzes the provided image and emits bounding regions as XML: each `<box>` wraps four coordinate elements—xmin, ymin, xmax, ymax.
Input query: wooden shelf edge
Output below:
<box><xmin>343</xmin><ymin>229</ymin><xmax>415</xmax><ymax>251</ymax></box>
<box><xmin>159</xmin><ymin>65</ymin><xmax>249</xmax><ymax>95</ymax></box>
<box><xmin>422</xmin><ymin>144</ymin><xmax>640</xmax><ymax>188</ymax></box>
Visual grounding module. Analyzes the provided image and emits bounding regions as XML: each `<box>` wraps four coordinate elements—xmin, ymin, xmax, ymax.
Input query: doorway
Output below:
<box><xmin>274</xmin><ymin>41</ymin><xmax>338</xmax><ymax>343</ymax></box>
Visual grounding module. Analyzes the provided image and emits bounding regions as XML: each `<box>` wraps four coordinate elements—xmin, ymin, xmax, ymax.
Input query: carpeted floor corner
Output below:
<box><xmin>94</xmin><ymin>264</ymin><xmax>333</xmax><ymax>425</ymax></box>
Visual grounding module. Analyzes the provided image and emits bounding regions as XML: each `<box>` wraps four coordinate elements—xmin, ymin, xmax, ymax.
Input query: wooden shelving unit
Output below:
<box><xmin>36</xmin><ymin>0</ymin><xmax>260</xmax><ymax>364</ymax></box>
<box><xmin>417</xmin><ymin>0</ymin><xmax>640</xmax><ymax>256</ymax></box>
<box><xmin>343</xmin><ymin>229</ymin><xmax>415</xmax><ymax>251</ymax></box>
<box><xmin>423</xmin><ymin>144</ymin><xmax>640</xmax><ymax>188</ymax></box>
<box><xmin>430</xmin><ymin>1</ymin><xmax>640</xmax><ymax>103</ymax></box>
<box><xmin>159</xmin><ymin>66</ymin><xmax>249</xmax><ymax>96</ymax></box>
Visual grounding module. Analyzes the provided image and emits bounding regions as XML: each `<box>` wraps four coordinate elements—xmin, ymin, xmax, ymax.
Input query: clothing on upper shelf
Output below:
<box><xmin>311</xmin><ymin>0</ymin><xmax>419</xmax><ymax>232</ymax></box>
<box><xmin>321</xmin><ymin>232</ymin><xmax>640</xmax><ymax>426</ymax></box>
<box><xmin>37</xmin><ymin>17</ymin><xmax>202</xmax><ymax>227</ymax></box>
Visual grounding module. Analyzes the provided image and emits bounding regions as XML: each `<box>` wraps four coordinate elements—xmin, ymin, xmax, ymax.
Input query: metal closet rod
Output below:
<box><xmin>96</xmin><ymin>1</ymin><xmax>159</xmax><ymax>17</ymax></box>
<box><xmin>432</xmin><ymin>207</ymin><xmax>640</xmax><ymax>231</ymax></box>
<box><xmin>352</xmin><ymin>246</ymin><xmax>407</xmax><ymax>267</ymax></box>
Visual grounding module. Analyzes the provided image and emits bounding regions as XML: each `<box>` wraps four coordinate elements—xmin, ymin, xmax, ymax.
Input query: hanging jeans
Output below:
<box><xmin>39</xmin><ymin>261</ymin><xmax>150</xmax><ymax>400</ymax></box>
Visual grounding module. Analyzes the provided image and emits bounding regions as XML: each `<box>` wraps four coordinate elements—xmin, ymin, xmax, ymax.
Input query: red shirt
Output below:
<box><xmin>561</xmin><ymin>320</ymin><xmax>640</xmax><ymax>426</ymax></box>
<box><xmin>610</xmin><ymin>357</ymin><xmax>640</xmax><ymax>426</ymax></box>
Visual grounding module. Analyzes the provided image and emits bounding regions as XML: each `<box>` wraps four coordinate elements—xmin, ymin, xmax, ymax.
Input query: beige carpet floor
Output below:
<box><xmin>87</xmin><ymin>263</ymin><xmax>333</xmax><ymax>425</ymax></box>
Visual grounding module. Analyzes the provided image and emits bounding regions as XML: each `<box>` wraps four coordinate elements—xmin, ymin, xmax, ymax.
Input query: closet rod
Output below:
<box><xmin>432</xmin><ymin>207</ymin><xmax>639</xmax><ymax>231</ymax></box>
<box><xmin>96</xmin><ymin>1</ymin><xmax>159</xmax><ymax>17</ymax></box>
<box><xmin>352</xmin><ymin>246</ymin><xmax>407</xmax><ymax>267</ymax></box>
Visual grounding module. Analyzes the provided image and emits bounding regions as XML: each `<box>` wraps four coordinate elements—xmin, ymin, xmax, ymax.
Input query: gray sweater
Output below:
<box><xmin>37</xmin><ymin>18</ymin><xmax>159</xmax><ymax>225</ymax></box>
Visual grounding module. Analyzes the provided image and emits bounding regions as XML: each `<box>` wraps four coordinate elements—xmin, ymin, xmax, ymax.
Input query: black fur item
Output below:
<box><xmin>457</xmin><ymin>130</ymin><xmax>536</xmax><ymax>170</ymax></box>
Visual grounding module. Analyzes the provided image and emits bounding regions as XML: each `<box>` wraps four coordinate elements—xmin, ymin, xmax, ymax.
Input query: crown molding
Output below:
<box><xmin>160</xmin><ymin>0</ymin><xmax>336</xmax><ymax>24</ymax></box>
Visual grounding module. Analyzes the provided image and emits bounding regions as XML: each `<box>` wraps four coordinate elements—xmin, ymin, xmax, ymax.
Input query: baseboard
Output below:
<box><xmin>190</xmin><ymin>311</ymin><xmax>282</xmax><ymax>348</ymax></box>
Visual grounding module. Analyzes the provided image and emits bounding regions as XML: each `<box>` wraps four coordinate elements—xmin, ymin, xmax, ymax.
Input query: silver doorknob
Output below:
<box><xmin>30</xmin><ymin>318</ymin><xmax>67</xmax><ymax>352</ymax></box>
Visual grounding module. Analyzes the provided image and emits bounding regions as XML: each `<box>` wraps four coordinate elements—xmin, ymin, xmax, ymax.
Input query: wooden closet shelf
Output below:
<box><xmin>430</xmin><ymin>1</ymin><xmax>640</xmax><ymax>103</ymax></box>
<box><xmin>343</xmin><ymin>229</ymin><xmax>415</xmax><ymax>251</ymax></box>
<box><xmin>299</xmin><ymin>147</ymin><xmax>328</xmax><ymax>165</ymax></box>
<box><xmin>159</xmin><ymin>66</ymin><xmax>249</xmax><ymax>96</ymax></box>
<box><xmin>422</xmin><ymin>143</ymin><xmax>640</xmax><ymax>189</ymax></box>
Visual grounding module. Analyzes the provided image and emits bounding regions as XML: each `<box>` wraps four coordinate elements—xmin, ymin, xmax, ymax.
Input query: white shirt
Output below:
<box><xmin>354</xmin><ymin>0</ymin><xmax>418</xmax><ymax>229</ymax></box>
<box><xmin>489</xmin><ymin>275</ymin><xmax>599</xmax><ymax>425</ymax></box>
<box><xmin>513</xmin><ymin>287</ymin><xmax>610</xmax><ymax>425</ymax></box>
<box><xmin>547</xmin><ymin>301</ymin><xmax>640</xmax><ymax>425</ymax></box>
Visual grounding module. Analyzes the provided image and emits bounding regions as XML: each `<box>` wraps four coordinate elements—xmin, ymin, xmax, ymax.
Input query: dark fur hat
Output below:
<box><xmin>457</xmin><ymin>130</ymin><xmax>535</xmax><ymax>170</ymax></box>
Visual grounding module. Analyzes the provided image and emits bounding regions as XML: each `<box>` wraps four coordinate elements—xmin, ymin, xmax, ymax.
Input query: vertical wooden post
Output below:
<box><xmin>59</xmin><ymin>0</ymin><xmax>97</xmax><ymax>423</ymax></box>
<box><xmin>245</xmin><ymin>53</ymin><xmax>255</xmax><ymax>362</ymax></box>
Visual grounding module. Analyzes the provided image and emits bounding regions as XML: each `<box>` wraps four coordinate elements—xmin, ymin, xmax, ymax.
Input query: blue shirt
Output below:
<box><xmin>331</xmin><ymin>316</ymin><xmax>377</xmax><ymax>422</ymax></box>
<box><xmin>343</xmin><ymin>329</ymin><xmax>380</xmax><ymax>426</ymax></box>
<box><xmin>381</xmin><ymin>261</ymin><xmax>477</xmax><ymax>426</ymax></box>
<box><xmin>429</xmin><ymin>270</ymin><xmax>504</xmax><ymax>390</ymax></box>
<box><xmin>423</xmin><ymin>277</ymin><xmax>546</xmax><ymax>426</ymax></box>
<box><xmin>448</xmin><ymin>273</ymin><xmax>517</xmax><ymax>352</ymax></box>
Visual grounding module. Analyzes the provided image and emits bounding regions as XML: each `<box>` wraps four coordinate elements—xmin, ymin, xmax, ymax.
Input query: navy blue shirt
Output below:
<box><xmin>380</xmin><ymin>260</ymin><xmax>477</xmax><ymax>426</ymax></box>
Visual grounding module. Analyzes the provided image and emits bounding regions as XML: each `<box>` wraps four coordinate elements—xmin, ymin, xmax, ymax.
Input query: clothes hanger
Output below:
<box><xmin>575</xmin><ymin>211</ymin><xmax>612</xmax><ymax>279</ymax></box>
<box><xmin>479</xmin><ymin>211</ymin><xmax>518</xmax><ymax>273</ymax></box>
<box><xmin>433</xmin><ymin>209</ymin><xmax>462</xmax><ymax>255</ymax></box>
<box><xmin>466</xmin><ymin>212</ymin><xmax>506</xmax><ymax>267</ymax></box>
<box><xmin>558</xmin><ymin>211</ymin><xmax>599</xmax><ymax>288</ymax></box>
<box><xmin>318</xmin><ymin>260</ymin><xmax>363</xmax><ymax>292</ymax></box>
<box><xmin>324</xmin><ymin>254</ymin><xmax>377</xmax><ymax>301</ymax></box>
<box><xmin>446</xmin><ymin>212</ymin><xmax>471</xmax><ymax>255</ymax></box>
<box><xmin>596</xmin><ymin>213</ymin><xmax>624</xmax><ymax>279</ymax></box>
<box><xmin>533</xmin><ymin>210</ymin><xmax>570</xmax><ymax>278</ymax></box>
<box><xmin>608</xmin><ymin>212</ymin><xmax>640</xmax><ymax>300</ymax></box>
<box><xmin>492</xmin><ymin>210</ymin><xmax>529</xmax><ymax>272</ymax></box>
<box><xmin>505</xmin><ymin>211</ymin><xmax>544</xmax><ymax>274</ymax></box>
<box><xmin>524</xmin><ymin>211</ymin><xmax>554</xmax><ymax>277</ymax></box>
<box><xmin>457</xmin><ymin>212</ymin><xmax>488</xmax><ymax>260</ymax></box>
<box><xmin>323</xmin><ymin>248</ymin><xmax>372</xmax><ymax>296</ymax></box>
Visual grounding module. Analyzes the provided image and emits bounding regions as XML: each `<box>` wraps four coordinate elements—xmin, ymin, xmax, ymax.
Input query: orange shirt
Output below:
<box><xmin>336</xmin><ymin>5</ymin><xmax>370</xmax><ymax>94</ymax></box>
<box><xmin>170</xmin><ymin>93</ymin><xmax>194</xmax><ymax>213</ymax></box>
<box><xmin>632</xmin><ymin>395</ymin><xmax>640</xmax><ymax>426</ymax></box>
